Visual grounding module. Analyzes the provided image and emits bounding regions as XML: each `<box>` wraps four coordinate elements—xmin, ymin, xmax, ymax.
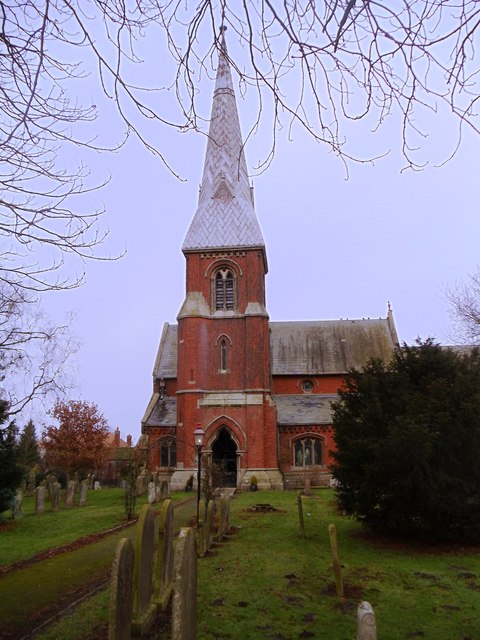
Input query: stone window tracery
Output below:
<box><xmin>293</xmin><ymin>438</ymin><xmax>323</xmax><ymax>467</ymax></box>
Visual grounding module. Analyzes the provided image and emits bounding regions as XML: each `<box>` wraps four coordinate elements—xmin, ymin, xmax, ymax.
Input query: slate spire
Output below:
<box><xmin>182</xmin><ymin>30</ymin><xmax>266</xmax><ymax>254</ymax></box>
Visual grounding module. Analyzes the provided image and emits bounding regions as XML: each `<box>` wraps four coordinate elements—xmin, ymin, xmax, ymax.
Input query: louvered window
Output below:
<box><xmin>215</xmin><ymin>269</ymin><xmax>235</xmax><ymax>310</ymax></box>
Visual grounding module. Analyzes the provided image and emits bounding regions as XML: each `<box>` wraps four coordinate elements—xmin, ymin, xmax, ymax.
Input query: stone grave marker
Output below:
<box><xmin>328</xmin><ymin>523</ymin><xmax>344</xmax><ymax>597</ymax></box>
<box><xmin>26</xmin><ymin>470</ymin><xmax>36</xmax><ymax>497</ymax></box>
<box><xmin>160</xmin><ymin>480</ymin><xmax>169</xmax><ymax>500</ymax></box>
<box><xmin>297</xmin><ymin>491</ymin><xmax>305</xmax><ymax>537</ymax></box>
<box><xmin>154</xmin><ymin>498</ymin><xmax>174</xmax><ymax>609</ymax></box>
<box><xmin>197</xmin><ymin>499</ymin><xmax>206</xmax><ymax>556</ymax></box>
<box><xmin>13</xmin><ymin>489</ymin><xmax>23</xmax><ymax>520</ymax></box>
<box><xmin>357</xmin><ymin>601</ymin><xmax>377</xmax><ymax>640</ymax></box>
<box><xmin>66</xmin><ymin>480</ymin><xmax>76</xmax><ymax>508</ymax></box>
<box><xmin>147</xmin><ymin>481</ymin><xmax>155</xmax><ymax>504</ymax></box>
<box><xmin>205</xmin><ymin>499</ymin><xmax>215</xmax><ymax>553</ymax></box>
<box><xmin>51</xmin><ymin>482</ymin><xmax>61</xmax><ymax>511</ymax></box>
<box><xmin>78</xmin><ymin>479</ymin><xmax>88</xmax><ymax>507</ymax></box>
<box><xmin>132</xmin><ymin>505</ymin><xmax>156</xmax><ymax>636</ymax></box>
<box><xmin>303</xmin><ymin>477</ymin><xmax>312</xmax><ymax>496</ymax></box>
<box><xmin>108</xmin><ymin>537</ymin><xmax>134</xmax><ymax>640</ymax></box>
<box><xmin>35</xmin><ymin>485</ymin><xmax>46</xmax><ymax>515</ymax></box>
<box><xmin>171</xmin><ymin>527</ymin><xmax>197</xmax><ymax>640</ymax></box>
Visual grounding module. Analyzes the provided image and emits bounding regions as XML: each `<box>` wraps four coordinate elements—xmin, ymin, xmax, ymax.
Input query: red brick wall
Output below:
<box><xmin>272</xmin><ymin>375</ymin><xmax>343</xmax><ymax>394</ymax></box>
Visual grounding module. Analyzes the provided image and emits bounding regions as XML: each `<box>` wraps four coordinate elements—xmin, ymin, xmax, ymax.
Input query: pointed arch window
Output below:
<box><xmin>220</xmin><ymin>339</ymin><xmax>228</xmax><ymax>371</ymax></box>
<box><xmin>294</xmin><ymin>438</ymin><xmax>323</xmax><ymax>467</ymax></box>
<box><xmin>159</xmin><ymin>438</ymin><xmax>176</xmax><ymax>468</ymax></box>
<box><xmin>215</xmin><ymin>269</ymin><xmax>235</xmax><ymax>310</ymax></box>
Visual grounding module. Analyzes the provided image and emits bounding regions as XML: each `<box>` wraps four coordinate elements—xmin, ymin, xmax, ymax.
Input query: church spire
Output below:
<box><xmin>182</xmin><ymin>30</ymin><xmax>266</xmax><ymax>256</ymax></box>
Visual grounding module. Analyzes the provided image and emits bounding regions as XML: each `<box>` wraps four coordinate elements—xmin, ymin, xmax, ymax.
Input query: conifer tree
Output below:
<box><xmin>0</xmin><ymin>401</ymin><xmax>23</xmax><ymax>514</ymax></box>
<box><xmin>332</xmin><ymin>340</ymin><xmax>480</xmax><ymax>542</ymax></box>
<box><xmin>16</xmin><ymin>419</ymin><xmax>41</xmax><ymax>471</ymax></box>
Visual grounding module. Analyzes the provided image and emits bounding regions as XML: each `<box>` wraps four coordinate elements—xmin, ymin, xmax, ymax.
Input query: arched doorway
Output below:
<box><xmin>211</xmin><ymin>427</ymin><xmax>237</xmax><ymax>487</ymax></box>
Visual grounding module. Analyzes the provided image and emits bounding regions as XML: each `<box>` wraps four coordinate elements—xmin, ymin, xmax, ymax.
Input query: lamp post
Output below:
<box><xmin>194</xmin><ymin>424</ymin><xmax>205</xmax><ymax>525</ymax></box>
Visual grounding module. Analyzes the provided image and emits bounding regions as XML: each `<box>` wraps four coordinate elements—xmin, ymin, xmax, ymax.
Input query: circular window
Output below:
<box><xmin>301</xmin><ymin>379</ymin><xmax>314</xmax><ymax>393</ymax></box>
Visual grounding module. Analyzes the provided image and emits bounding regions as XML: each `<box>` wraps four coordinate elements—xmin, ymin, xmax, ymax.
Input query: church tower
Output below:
<box><xmin>170</xmin><ymin>33</ymin><xmax>282</xmax><ymax>490</ymax></box>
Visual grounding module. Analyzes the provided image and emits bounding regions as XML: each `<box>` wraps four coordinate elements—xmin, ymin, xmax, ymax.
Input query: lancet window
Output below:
<box><xmin>159</xmin><ymin>438</ymin><xmax>176</xmax><ymax>468</ymax></box>
<box><xmin>215</xmin><ymin>269</ymin><xmax>235</xmax><ymax>310</ymax></box>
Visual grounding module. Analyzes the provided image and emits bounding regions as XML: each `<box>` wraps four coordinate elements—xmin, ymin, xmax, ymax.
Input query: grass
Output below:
<box><xmin>197</xmin><ymin>490</ymin><xmax>480</xmax><ymax>640</ymax></box>
<box><xmin>2</xmin><ymin>489</ymin><xmax>480</xmax><ymax>639</ymax></box>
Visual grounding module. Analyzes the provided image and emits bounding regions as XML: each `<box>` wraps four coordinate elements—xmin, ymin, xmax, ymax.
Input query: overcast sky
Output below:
<box><xmin>25</xmin><ymin>31</ymin><xmax>480</xmax><ymax>443</ymax></box>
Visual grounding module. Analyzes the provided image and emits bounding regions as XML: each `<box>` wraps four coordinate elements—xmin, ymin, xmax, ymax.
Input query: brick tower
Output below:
<box><xmin>166</xmin><ymin>34</ymin><xmax>282</xmax><ymax>491</ymax></box>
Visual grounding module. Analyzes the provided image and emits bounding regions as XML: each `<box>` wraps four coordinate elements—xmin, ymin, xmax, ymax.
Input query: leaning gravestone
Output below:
<box><xmin>171</xmin><ymin>527</ymin><xmax>197</xmax><ymax>640</ymax></box>
<box><xmin>109</xmin><ymin>537</ymin><xmax>134</xmax><ymax>640</ymax></box>
<box><xmin>357</xmin><ymin>601</ymin><xmax>377</xmax><ymax>640</ymax></box>
<box><xmin>66</xmin><ymin>480</ymin><xmax>76</xmax><ymax>508</ymax></box>
<box><xmin>78</xmin><ymin>479</ymin><xmax>88</xmax><ymax>507</ymax></box>
<box><xmin>51</xmin><ymin>482</ymin><xmax>61</xmax><ymax>512</ymax></box>
<box><xmin>131</xmin><ymin>505</ymin><xmax>156</xmax><ymax>636</ymax></box>
<box><xmin>303</xmin><ymin>477</ymin><xmax>312</xmax><ymax>496</ymax></box>
<box><xmin>154</xmin><ymin>499</ymin><xmax>174</xmax><ymax>609</ymax></box>
<box><xmin>297</xmin><ymin>491</ymin><xmax>305</xmax><ymax>537</ymax></box>
<box><xmin>35</xmin><ymin>485</ymin><xmax>46</xmax><ymax>515</ymax></box>
<box><xmin>147</xmin><ymin>481</ymin><xmax>155</xmax><ymax>505</ymax></box>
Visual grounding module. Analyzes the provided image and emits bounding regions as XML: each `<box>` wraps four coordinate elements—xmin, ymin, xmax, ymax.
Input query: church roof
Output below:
<box><xmin>152</xmin><ymin>316</ymin><xmax>398</xmax><ymax>379</ymax></box>
<box><xmin>269</xmin><ymin>318</ymin><xmax>397</xmax><ymax>375</ymax></box>
<box><xmin>182</xmin><ymin>33</ymin><xmax>266</xmax><ymax>254</ymax></box>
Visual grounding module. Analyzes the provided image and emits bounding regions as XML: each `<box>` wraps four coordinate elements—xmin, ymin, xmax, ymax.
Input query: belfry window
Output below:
<box><xmin>215</xmin><ymin>269</ymin><xmax>234</xmax><ymax>310</ymax></box>
<box><xmin>159</xmin><ymin>439</ymin><xmax>176</xmax><ymax>468</ymax></box>
<box><xmin>294</xmin><ymin>438</ymin><xmax>323</xmax><ymax>467</ymax></box>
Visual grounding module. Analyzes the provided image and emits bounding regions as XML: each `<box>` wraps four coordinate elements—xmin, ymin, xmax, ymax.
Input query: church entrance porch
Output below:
<box><xmin>211</xmin><ymin>427</ymin><xmax>237</xmax><ymax>487</ymax></box>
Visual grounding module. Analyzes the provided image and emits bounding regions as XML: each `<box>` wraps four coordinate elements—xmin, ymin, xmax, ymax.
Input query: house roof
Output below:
<box><xmin>182</xmin><ymin>33</ymin><xmax>266</xmax><ymax>255</ymax></box>
<box><xmin>152</xmin><ymin>316</ymin><xmax>398</xmax><ymax>380</ymax></box>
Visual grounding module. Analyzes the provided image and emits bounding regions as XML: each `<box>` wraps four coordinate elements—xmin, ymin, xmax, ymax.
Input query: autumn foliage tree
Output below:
<box><xmin>42</xmin><ymin>400</ymin><xmax>109</xmax><ymax>479</ymax></box>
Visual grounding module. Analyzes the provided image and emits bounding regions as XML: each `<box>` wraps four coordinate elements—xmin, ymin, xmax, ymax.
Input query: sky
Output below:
<box><xmin>22</xmin><ymin>25</ymin><xmax>480</xmax><ymax>443</ymax></box>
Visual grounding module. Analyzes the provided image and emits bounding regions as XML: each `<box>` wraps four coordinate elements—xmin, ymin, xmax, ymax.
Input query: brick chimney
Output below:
<box><xmin>127</xmin><ymin>434</ymin><xmax>132</xmax><ymax>447</ymax></box>
<box><xmin>114</xmin><ymin>428</ymin><xmax>120</xmax><ymax>447</ymax></box>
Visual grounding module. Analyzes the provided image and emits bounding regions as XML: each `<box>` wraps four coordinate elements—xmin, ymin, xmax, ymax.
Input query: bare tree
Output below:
<box><xmin>446</xmin><ymin>269</ymin><xmax>480</xmax><ymax>344</ymax></box>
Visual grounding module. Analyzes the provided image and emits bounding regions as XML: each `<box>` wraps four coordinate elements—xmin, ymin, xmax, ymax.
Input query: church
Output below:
<box><xmin>141</xmin><ymin>36</ymin><xmax>399</xmax><ymax>491</ymax></box>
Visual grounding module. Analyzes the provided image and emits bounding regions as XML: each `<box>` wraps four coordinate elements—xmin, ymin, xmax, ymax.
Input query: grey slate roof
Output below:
<box><xmin>152</xmin><ymin>317</ymin><xmax>397</xmax><ymax>379</ymax></box>
<box><xmin>269</xmin><ymin>319</ymin><xmax>397</xmax><ymax>375</ymax></box>
<box><xmin>274</xmin><ymin>394</ymin><xmax>337</xmax><ymax>425</ymax></box>
<box><xmin>182</xmin><ymin>35</ymin><xmax>265</xmax><ymax>252</ymax></box>
<box><xmin>143</xmin><ymin>396</ymin><xmax>177</xmax><ymax>428</ymax></box>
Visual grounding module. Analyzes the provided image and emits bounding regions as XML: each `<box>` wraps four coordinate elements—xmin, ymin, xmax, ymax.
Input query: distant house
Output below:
<box><xmin>141</xmin><ymin>34</ymin><xmax>399</xmax><ymax>491</ymax></box>
<box><xmin>99</xmin><ymin>428</ymin><xmax>134</xmax><ymax>486</ymax></box>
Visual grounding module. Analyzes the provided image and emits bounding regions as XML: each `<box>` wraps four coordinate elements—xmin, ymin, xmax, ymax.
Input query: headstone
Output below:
<box><xmin>78</xmin><ymin>479</ymin><xmax>88</xmax><ymax>507</ymax></box>
<box><xmin>26</xmin><ymin>470</ymin><xmax>36</xmax><ymax>497</ymax></box>
<box><xmin>171</xmin><ymin>528</ymin><xmax>197</xmax><ymax>640</ymax></box>
<box><xmin>131</xmin><ymin>505</ymin><xmax>156</xmax><ymax>636</ymax></box>
<box><xmin>35</xmin><ymin>485</ymin><xmax>46</xmax><ymax>515</ymax></box>
<box><xmin>216</xmin><ymin>495</ymin><xmax>231</xmax><ymax>541</ymax></box>
<box><xmin>154</xmin><ymin>499</ymin><xmax>174</xmax><ymax>609</ymax></box>
<box><xmin>147</xmin><ymin>481</ymin><xmax>155</xmax><ymax>505</ymax></box>
<box><xmin>205</xmin><ymin>500</ymin><xmax>215</xmax><ymax>553</ymax></box>
<box><xmin>328</xmin><ymin>523</ymin><xmax>344</xmax><ymax>597</ymax></box>
<box><xmin>136</xmin><ymin>474</ymin><xmax>145</xmax><ymax>497</ymax></box>
<box><xmin>94</xmin><ymin>480</ymin><xmax>101</xmax><ymax>490</ymax></box>
<box><xmin>108</xmin><ymin>537</ymin><xmax>134</xmax><ymax>640</ymax></box>
<box><xmin>197</xmin><ymin>499</ymin><xmax>206</xmax><ymax>557</ymax></box>
<box><xmin>303</xmin><ymin>477</ymin><xmax>312</xmax><ymax>496</ymax></box>
<box><xmin>51</xmin><ymin>482</ymin><xmax>61</xmax><ymax>512</ymax></box>
<box><xmin>12</xmin><ymin>489</ymin><xmax>24</xmax><ymax>520</ymax></box>
<box><xmin>357</xmin><ymin>601</ymin><xmax>377</xmax><ymax>640</ymax></box>
<box><xmin>66</xmin><ymin>480</ymin><xmax>76</xmax><ymax>508</ymax></box>
<box><xmin>160</xmin><ymin>480</ymin><xmax>169</xmax><ymax>500</ymax></box>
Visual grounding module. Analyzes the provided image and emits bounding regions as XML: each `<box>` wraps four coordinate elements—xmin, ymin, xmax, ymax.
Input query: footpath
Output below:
<box><xmin>0</xmin><ymin>497</ymin><xmax>197</xmax><ymax>640</ymax></box>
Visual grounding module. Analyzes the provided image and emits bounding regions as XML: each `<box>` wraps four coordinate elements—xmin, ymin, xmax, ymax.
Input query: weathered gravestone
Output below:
<box><xmin>26</xmin><ymin>470</ymin><xmax>36</xmax><ymax>497</ymax></box>
<box><xmin>35</xmin><ymin>485</ymin><xmax>46</xmax><ymax>515</ymax></box>
<box><xmin>160</xmin><ymin>480</ymin><xmax>169</xmax><ymax>500</ymax></box>
<box><xmin>357</xmin><ymin>601</ymin><xmax>377</xmax><ymax>640</ymax></box>
<box><xmin>131</xmin><ymin>505</ymin><xmax>156</xmax><ymax>636</ymax></box>
<box><xmin>171</xmin><ymin>527</ymin><xmax>197</xmax><ymax>640</ymax></box>
<box><xmin>12</xmin><ymin>489</ymin><xmax>23</xmax><ymax>520</ymax></box>
<box><xmin>297</xmin><ymin>491</ymin><xmax>305</xmax><ymax>537</ymax></box>
<box><xmin>78</xmin><ymin>479</ymin><xmax>88</xmax><ymax>507</ymax></box>
<box><xmin>109</xmin><ymin>537</ymin><xmax>134</xmax><ymax>640</ymax></box>
<box><xmin>216</xmin><ymin>495</ymin><xmax>231</xmax><ymax>541</ymax></box>
<box><xmin>66</xmin><ymin>480</ymin><xmax>76</xmax><ymax>508</ymax></box>
<box><xmin>303</xmin><ymin>477</ymin><xmax>312</xmax><ymax>496</ymax></box>
<box><xmin>51</xmin><ymin>482</ymin><xmax>61</xmax><ymax>512</ymax></box>
<box><xmin>136</xmin><ymin>474</ymin><xmax>145</xmax><ymax>497</ymax></box>
<box><xmin>147</xmin><ymin>481</ymin><xmax>155</xmax><ymax>505</ymax></box>
<box><xmin>204</xmin><ymin>500</ymin><xmax>215</xmax><ymax>554</ymax></box>
<box><xmin>154</xmin><ymin>499</ymin><xmax>174</xmax><ymax>610</ymax></box>
<box><xmin>197</xmin><ymin>499</ymin><xmax>206</xmax><ymax>557</ymax></box>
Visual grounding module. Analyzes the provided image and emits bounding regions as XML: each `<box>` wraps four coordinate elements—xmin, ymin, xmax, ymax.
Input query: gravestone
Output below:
<box><xmin>94</xmin><ymin>480</ymin><xmax>101</xmax><ymax>490</ymax></box>
<box><xmin>205</xmin><ymin>500</ymin><xmax>215</xmax><ymax>553</ymax></box>
<box><xmin>154</xmin><ymin>499</ymin><xmax>174</xmax><ymax>609</ymax></box>
<box><xmin>147</xmin><ymin>481</ymin><xmax>155</xmax><ymax>504</ymax></box>
<box><xmin>26</xmin><ymin>470</ymin><xmax>36</xmax><ymax>497</ymax></box>
<box><xmin>216</xmin><ymin>495</ymin><xmax>231</xmax><ymax>541</ymax></box>
<box><xmin>13</xmin><ymin>489</ymin><xmax>24</xmax><ymax>520</ymax></box>
<box><xmin>171</xmin><ymin>528</ymin><xmax>197</xmax><ymax>640</ymax></box>
<box><xmin>66</xmin><ymin>480</ymin><xmax>76</xmax><ymax>508</ymax></box>
<box><xmin>357</xmin><ymin>601</ymin><xmax>377</xmax><ymax>640</ymax></box>
<box><xmin>136</xmin><ymin>474</ymin><xmax>145</xmax><ymax>497</ymax></box>
<box><xmin>78</xmin><ymin>479</ymin><xmax>88</xmax><ymax>507</ymax></box>
<box><xmin>297</xmin><ymin>491</ymin><xmax>305</xmax><ymax>537</ymax></box>
<box><xmin>197</xmin><ymin>499</ymin><xmax>206</xmax><ymax>557</ymax></box>
<box><xmin>35</xmin><ymin>485</ymin><xmax>46</xmax><ymax>515</ymax></box>
<box><xmin>109</xmin><ymin>537</ymin><xmax>134</xmax><ymax>640</ymax></box>
<box><xmin>160</xmin><ymin>480</ymin><xmax>169</xmax><ymax>500</ymax></box>
<box><xmin>303</xmin><ymin>478</ymin><xmax>312</xmax><ymax>496</ymax></box>
<box><xmin>328</xmin><ymin>523</ymin><xmax>344</xmax><ymax>597</ymax></box>
<box><xmin>51</xmin><ymin>482</ymin><xmax>61</xmax><ymax>512</ymax></box>
<box><xmin>132</xmin><ymin>505</ymin><xmax>156</xmax><ymax>636</ymax></box>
